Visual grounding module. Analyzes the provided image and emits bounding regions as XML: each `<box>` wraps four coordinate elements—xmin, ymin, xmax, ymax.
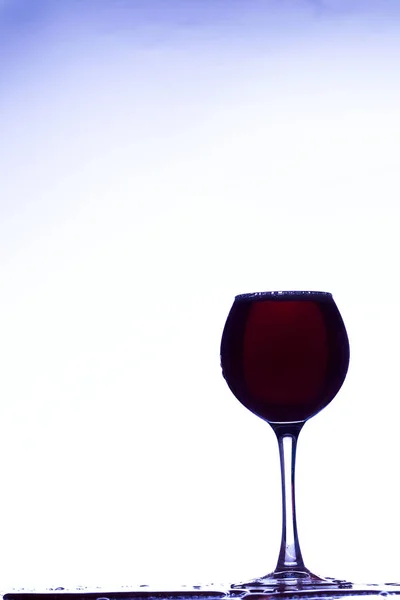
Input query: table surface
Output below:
<box><xmin>4</xmin><ymin>582</ymin><xmax>400</xmax><ymax>600</ymax></box>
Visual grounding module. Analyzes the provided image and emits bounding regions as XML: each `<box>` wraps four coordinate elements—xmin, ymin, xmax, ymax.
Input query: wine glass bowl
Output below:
<box><xmin>221</xmin><ymin>291</ymin><xmax>350</xmax><ymax>424</ymax></box>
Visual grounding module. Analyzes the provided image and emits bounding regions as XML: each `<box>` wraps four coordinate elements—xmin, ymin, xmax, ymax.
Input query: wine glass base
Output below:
<box><xmin>230</xmin><ymin>569</ymin><xmax>354</xmax><ymax>592</ymax></box>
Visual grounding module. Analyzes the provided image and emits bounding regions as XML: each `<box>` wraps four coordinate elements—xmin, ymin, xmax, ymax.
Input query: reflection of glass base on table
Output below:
<box><xmin>5</xmin><ymin>580</ymin><xmax>400</xmax><ymax>600</ymax></box>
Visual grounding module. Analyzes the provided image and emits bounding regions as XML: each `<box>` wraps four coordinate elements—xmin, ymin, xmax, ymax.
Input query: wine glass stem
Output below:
<box><xmin>273</xmin><ymin>422</ymin><xmax>306</xmax><ymax>573</ymax></box>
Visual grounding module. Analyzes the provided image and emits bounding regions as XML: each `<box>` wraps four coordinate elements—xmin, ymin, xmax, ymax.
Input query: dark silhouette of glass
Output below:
<box><xmin>221</xmin><ymin>291</ymin><xmax>350</xmax><ymax>590</ymax></box>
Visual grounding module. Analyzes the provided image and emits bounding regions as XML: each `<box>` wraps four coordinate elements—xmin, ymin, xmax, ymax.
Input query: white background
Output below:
<box><xmin>1</xmin><ymin>0</ymin><xmax>400</xmax><ymax>591</ymax></box>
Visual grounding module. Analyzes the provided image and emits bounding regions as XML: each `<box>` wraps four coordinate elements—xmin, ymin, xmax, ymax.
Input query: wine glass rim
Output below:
<box><xmin>235</xmin><ymin>290</ymin><xmax>333</xmax><ymax>301</ymax></box>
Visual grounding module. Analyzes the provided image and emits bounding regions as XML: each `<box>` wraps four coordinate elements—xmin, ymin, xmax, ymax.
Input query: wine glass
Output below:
<box><xmin>220</xmin><ymin>290</ymin><xmax>351</xmax><ymax>592</ymax></box>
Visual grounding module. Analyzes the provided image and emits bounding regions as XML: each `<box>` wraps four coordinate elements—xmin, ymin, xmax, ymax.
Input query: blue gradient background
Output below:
<box><xmin>1</xmin><ymin>0</ymin><xmax>400</xmax><ymax>590</ymax></box>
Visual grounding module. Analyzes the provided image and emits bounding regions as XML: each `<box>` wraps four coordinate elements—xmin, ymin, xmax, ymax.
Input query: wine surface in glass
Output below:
<box><xmin>220</xmin><ymin>291</ymin><xmax>349</xmax><ymax>423</ymax></box>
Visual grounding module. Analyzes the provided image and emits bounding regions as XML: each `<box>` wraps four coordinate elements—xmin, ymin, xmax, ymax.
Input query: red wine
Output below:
<box><xmin>220</xmin><ymin>291</ymin><xmax>349</xmax><ymax>423</ymax></box>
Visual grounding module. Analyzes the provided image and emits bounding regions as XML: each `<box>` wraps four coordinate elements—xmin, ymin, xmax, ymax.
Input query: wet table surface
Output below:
<box><xmin>4</xmin><ymin>582</ymin><xmax>400</xmax><ymax>600</ymax></box>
